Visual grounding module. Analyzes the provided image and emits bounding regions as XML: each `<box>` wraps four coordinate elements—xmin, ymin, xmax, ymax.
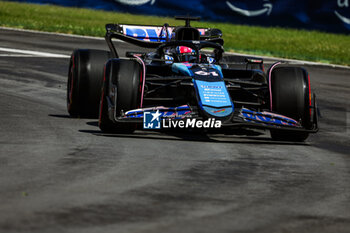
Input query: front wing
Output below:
<box><xmin>113</xmin><ymin>103</ymin><xmax>318</xmax><ymax>133</ymax></box>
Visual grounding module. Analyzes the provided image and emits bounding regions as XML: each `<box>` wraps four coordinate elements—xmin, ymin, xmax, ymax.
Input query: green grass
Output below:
<box><xmin>1</xmin><ymin>1</ymin><xmax>350</xmax><ymax>65</ymax></box>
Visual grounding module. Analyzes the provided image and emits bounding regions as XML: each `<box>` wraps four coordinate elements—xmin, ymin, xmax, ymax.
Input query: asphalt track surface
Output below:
<box><xmin>0</xmin><ymin>28</ymin><xmax>349</xmax><ymax>233</ymax></box>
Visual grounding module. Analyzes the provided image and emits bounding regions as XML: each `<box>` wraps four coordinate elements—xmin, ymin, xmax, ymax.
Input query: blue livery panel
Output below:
<box><xmin>194</xmin><ymin>80</ymin><xmax>233</xmax><ymax>118</ymax></box>
<box><xmin>171</xmin><ymin>62</ymin><xmax>234</xmax><ymax>118</ymax></box>
<box><xmin>239</xmin><ymin>108</ymin><xmax>301</xmax><ymax>127</ymax></box>
<box><xmin>187</xmin><ymin>64</ymin><xmax>234</xmax><ymax>118</ymax></box>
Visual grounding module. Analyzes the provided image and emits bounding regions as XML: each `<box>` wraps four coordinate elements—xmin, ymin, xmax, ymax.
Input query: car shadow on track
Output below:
<box><xmin>49</xmin><ymin>114</ymin><xmax>74</xmax><ymax>119</ymax></box>
<box><xmin>78</xmin><ymin>120</ymin><xmax>309</xmax><ymax>146</ymax></box>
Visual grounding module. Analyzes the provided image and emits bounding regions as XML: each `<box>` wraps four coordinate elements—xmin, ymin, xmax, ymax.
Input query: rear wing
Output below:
<box><xmin>105</xmin><ymin>23</ymin><xmax>223</xmax><ymax>57</ymax></box>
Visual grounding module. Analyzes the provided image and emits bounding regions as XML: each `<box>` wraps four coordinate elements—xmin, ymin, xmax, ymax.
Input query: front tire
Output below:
<box><xmin>99</xmin><ymin>59</ymin><xmax>142</xmax><ymax>133</ymax></box>
<box><xmin>269</xmin><ymin>66</ymin><xmax>312</xmax><ymax>142</ymax></box>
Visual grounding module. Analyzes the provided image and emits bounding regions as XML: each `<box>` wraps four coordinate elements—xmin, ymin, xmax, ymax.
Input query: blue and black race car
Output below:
<box><xmin>67</xmin><ymin>16</ymin><xmax>318</xmax><ymax>141</ymax></box>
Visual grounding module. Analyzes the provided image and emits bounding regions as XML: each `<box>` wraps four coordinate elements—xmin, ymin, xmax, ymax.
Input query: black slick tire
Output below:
<box><xmin>99</xmin><ymin>59</ymin><xmax>142</xmax><ymax>133</ymax></box>
<box><xmin>67</xmin><ymin>49</ymin><xmax>111</xmax><ymax>118</ymax></box>
<box><xmin>269</xmin><ymin>66</ymin><xmax>312</xmax><ymax>142</ymax></box>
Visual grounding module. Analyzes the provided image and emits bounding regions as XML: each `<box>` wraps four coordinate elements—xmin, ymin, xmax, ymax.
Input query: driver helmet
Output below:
<box><xmin>175</xmin><ymin>46</ymin><xmax>197</xmax><ymax>63</ymax></box>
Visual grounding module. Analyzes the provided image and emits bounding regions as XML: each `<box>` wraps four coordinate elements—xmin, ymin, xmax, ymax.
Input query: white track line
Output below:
<box><xmin>0</xmin><ymin>47</ymin><xmax>70</xmax><ymax>58</ymax></box>
<box><xmin>0</xmin><ymin>26</ymin><xmax>109</xmax><ymax>41</ymax></box>
<box><xmin>0</xmin><ymin>26</ymin><xmax>349</xmax><ymax>69</ymax></box>
<box><xmin>226</xmin><ymin>51</ymin><xmax>350</xmax><ymax>69</ymax></box>
<box><xmin>0</xmin><ymin>54</ymin><xmax>35</xmax><ymax>57</ymax></box>
<box><xmin>0</xmin><ymin>26</ymin><xmax>104</xmax><ymax>40</ymax></box>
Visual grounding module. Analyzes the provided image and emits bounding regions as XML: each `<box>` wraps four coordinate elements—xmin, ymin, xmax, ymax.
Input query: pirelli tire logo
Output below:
<box><xmin>143</xmin><ymin>110</ymin><xmax>222</xmax><ymax>129</ymax></box>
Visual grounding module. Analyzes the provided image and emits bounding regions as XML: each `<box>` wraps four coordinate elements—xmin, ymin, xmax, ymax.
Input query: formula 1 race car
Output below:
<box><xmin>67</xmin><ymin>16</ymin><xmax>318</xmax><ymax>141</ymax></box>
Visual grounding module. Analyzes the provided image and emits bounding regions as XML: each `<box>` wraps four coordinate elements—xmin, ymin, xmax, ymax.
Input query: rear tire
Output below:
<box><xmin>67</xmin><ymin>49</ymin><xmax>111</xmax><ymax>118</ymax></box>
<box><xmin>99</xmin><ymin>59</ymin><xmax>142</xmax><ymax>133</ymax></box>
<box><xmin>269</xmin><ymin>66</ymin><xmax>311</xmax><ymax>142</ymax></box>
